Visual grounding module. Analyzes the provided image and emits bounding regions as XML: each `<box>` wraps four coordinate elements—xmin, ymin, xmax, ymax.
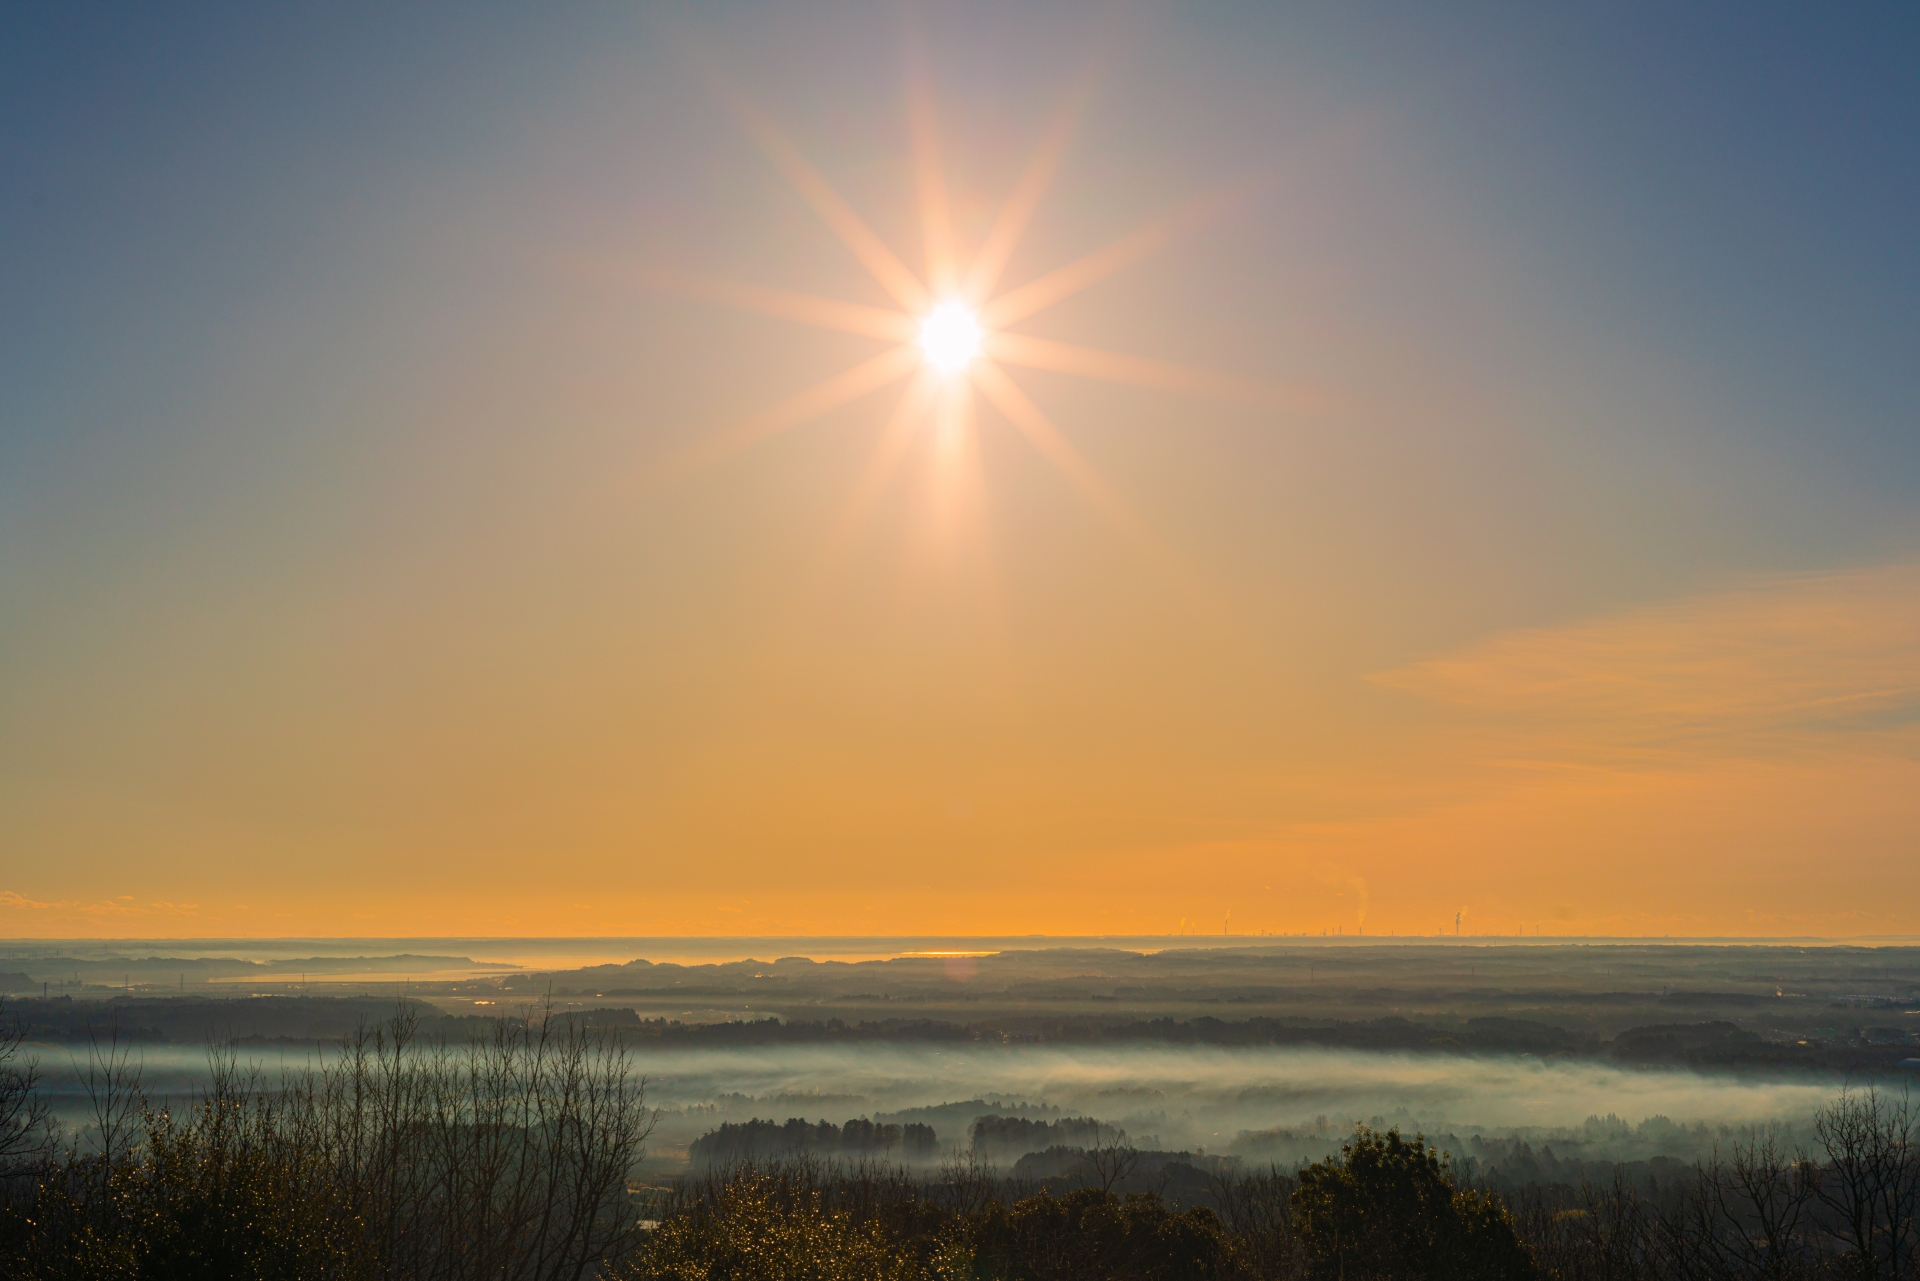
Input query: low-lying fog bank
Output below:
<box><xmin>632</xmin><ymin>1042</ymin><xmax>1849</xmax><ymax>1155</ymax></box>
<box><xmin>25</xmin><ymin>1038</ymin><xmax>1867</xmax><ymax>1171</ymax></box>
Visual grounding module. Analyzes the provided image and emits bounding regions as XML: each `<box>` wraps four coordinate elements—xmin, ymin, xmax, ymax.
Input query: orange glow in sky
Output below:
<box><xmin>4</xmin><ymin>8</ymin><xmax>1918</xmax><ymax>942</ymax></box>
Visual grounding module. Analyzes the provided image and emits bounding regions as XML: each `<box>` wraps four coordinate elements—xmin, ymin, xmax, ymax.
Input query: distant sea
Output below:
<box><xmin>3</xmin><ymin>934</ymin><xmax>1916</xmax><ymax>974</ymax></box>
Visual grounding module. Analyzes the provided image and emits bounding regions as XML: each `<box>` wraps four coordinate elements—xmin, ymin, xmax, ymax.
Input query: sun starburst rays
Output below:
<box><xmin>908</xmin><ymin>71</ymin><xmax>961</xmax><ymax>300</ymax></box>
<box><xmin>668</xmin><ymin>77</ymin><xmax>1303</xmax><ymax>567</ymax></box>
<box><xmin>690</xmin><ymin>344</ymin><xmax>923</xmax><ymax>473</ymax></box>
<box><xmin>976</xmin><ymin>187</ymin><xmax>1238</xmax><ymax>331</ymax></box>
<box><xmin>962</xmin><ymin>85</ymin><xmax>1086</xmax><ymax>306</ymax></box>
<box><xmin>729</xmin><ymin>97</ymin><xmax>931</xmax><ymax>315</ymax></box>
<box><xmin>644</xmin><ymin>270</ymin><xmax>918</xmax><ymax>344</ymax></box>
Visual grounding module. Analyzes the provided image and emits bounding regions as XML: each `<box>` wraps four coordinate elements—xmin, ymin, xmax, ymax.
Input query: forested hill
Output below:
<box><xmin>4</xmin><ymin>995</ymin><xmax>1916</xmax><ymax>1077</ymax></box>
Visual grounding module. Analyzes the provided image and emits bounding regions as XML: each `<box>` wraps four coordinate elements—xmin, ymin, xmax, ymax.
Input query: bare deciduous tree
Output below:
<box><xmin>1209</xmin><ymin>1162</ymin><xmax>1302</xmax><ymax>1278</ymax></box>
<box><xmin>1707</xmin><ymin>1126</ymin><xmax>1821</xmax><ymax>1280</ymax></box>
<box><xmin>77</xmin><ymin>1017</ymin><xmax>144</xmax><ymax>1161</ymax></box>
<box><xmin>3</xmin><ymin>1001</ymin><xmax>657</xmax><ymax>1281</ymax></box>
<box><xmin>1080</xmin><ymin>1122</ymin><xmax>1138</xmax><ymax>1194</ymax></box>
<box><xmin>286</xmin><ymin>1000</ymin><xmax>658</xmax><ymax>1281</ymax></box>
<box><xmin>1813</xmin><ymin>1085</ymin><xmax>1920</xmax><ymax>1281</ymax></box>
<box><xmin>934</xmin><ymin>1148</ymin><xmax>999</xmax><ymax>1217</ymax></box>
<box><xmin>0</xmin><ymin>1003</ymin><xmax>52</xmax><ymax>1179</ymax></box>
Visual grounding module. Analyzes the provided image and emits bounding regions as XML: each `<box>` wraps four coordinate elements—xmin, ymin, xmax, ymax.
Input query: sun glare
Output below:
<box><xmin>917</xmin><ymin>300</ymin><xmax>983</xmax><ymax>375</ymax></box>
<box><xmin>659</xmin><ymin>75</ymin><xmax>1299</xmax><ymax>555</ymax></box>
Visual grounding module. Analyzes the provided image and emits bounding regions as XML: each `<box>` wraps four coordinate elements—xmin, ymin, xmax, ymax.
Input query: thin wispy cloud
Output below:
<box><xmin>0</xmin><ymin>890</ymin><xmax>200</xmax><ymax>922</ymax></box>
<box><xmin>1375</xmin><ymin>563</ymin><xmax>1920</xmax><ymax>769</ymax></box>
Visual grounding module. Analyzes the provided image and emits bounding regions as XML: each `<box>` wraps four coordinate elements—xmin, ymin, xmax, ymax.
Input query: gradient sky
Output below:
<box><xmin>4</xmin><ymin>3</ymin><xmax>1918</xmax><ymax>939</ymax></box>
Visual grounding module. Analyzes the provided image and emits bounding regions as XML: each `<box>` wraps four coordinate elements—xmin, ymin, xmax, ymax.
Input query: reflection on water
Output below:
<box><xmin>0</xmin><ymin>935</ymin><xmax>1350</xmax><ymax>972</ymax></box>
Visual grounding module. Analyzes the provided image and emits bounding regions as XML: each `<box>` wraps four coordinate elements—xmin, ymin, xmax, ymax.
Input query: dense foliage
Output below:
<box><xmin>1291</xmin><ymin>1128</ymin><xmax>1537</xmax><ymax>1280</ymax></box>
<box><xmin>623</xmin><ymin>1163</ymin><xmax>1241</xmax><ymax>1281</ymax></box>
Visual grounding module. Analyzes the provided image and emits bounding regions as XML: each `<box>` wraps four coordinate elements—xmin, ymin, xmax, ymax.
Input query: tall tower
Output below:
<box><xmin>1455</xmin><ymin>911</ymin><xmax>1461</xmax><ymax>936</ymax></box>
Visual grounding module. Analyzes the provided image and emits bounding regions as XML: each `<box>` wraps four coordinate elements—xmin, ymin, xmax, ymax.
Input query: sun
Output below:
<box><xmin>918</xmin><ymin>300</ymin><xmax>983</xmax><ymax>375</ymax></box>
<box><xmin>641</xmin><ymin>71</ymin><xmax>1309</xmax><ymax>553</ymax></box>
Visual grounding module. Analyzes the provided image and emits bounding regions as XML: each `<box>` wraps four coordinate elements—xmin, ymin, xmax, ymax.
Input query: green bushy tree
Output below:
<box><xmin>1290</xmin><ymin>1127</ymin><xmax>1537</xmax><ymax>1281</ymax></box>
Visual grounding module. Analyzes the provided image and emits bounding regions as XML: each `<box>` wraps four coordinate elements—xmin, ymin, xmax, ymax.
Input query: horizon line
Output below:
<box><xmin>5</xmin><ymin>933</ymin><xmax>1920</xmax><ymax>946</ymax></box>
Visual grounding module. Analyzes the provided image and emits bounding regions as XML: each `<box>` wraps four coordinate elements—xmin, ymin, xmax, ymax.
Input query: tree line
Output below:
<box><xmin>692</xmin><ymin>1119</ymin><xmax>939</xmax><ymax>1166</ymax></box>
<box><xmin>6</xmin><ymin>997</ymin><xmax>1914</xmax><ymax>1079</ymax></box>
<box><xmin>3</xmin><ymin>1002</ymin><xmax>1919</xmax><ymax>1278</ymax></box>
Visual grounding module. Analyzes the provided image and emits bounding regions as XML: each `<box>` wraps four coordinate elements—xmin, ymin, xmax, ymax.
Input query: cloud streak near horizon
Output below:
<box><xmin>1378</xmin><ymin>563</ymin><xmax>1920</xmax><ymax>769</ymax></box>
